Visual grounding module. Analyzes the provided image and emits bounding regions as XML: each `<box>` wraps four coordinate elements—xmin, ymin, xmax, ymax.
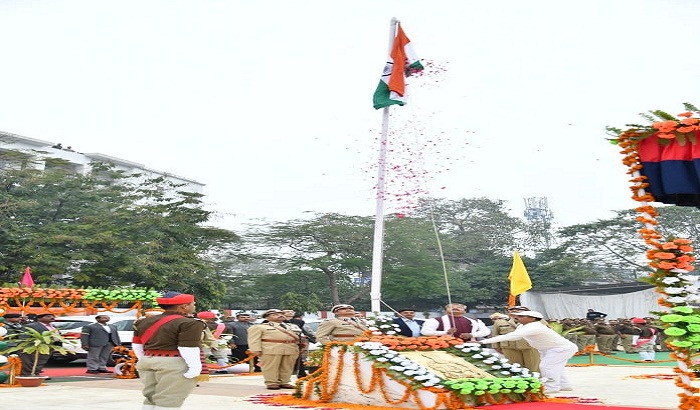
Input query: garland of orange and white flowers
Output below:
<box><xmin>617</xmin><ymin>129</ymin><xmax>700</xmax><ymax>410</ymax></box>
<box><xmin>296</xmin><ymin>340</ymin><xmax>544</xmax><ymax>409</ymax></box>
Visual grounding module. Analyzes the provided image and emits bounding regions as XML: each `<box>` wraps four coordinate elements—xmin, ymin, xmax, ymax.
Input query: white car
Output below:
<box><xmin>50</xmin><ymin>315</ymin><xmax>136</xmax><ymax>363</ymax></box>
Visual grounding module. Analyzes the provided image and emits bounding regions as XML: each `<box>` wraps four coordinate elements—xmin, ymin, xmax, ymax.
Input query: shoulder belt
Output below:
<box><xmin>139</xmin><ymin>315</ymin><xmax>183</xmax><ymax>345</ymax></box>
<box><xmin>213</xmin><ymin>323</ymin><xmax>226</xmax><ymax>338</ymax></box>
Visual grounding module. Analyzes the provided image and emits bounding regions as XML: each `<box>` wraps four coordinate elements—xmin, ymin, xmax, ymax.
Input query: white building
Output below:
<box><xmin>0</xmin><ymin>130</ymin><xmax>204</xmax><ymax>194</ymax></box>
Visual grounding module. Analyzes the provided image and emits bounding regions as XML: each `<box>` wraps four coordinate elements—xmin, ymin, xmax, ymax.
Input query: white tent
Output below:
<box><xmin>520</xmin><ymin>286</ymin><xmax>667</xmax><ymax>320</ymax></box>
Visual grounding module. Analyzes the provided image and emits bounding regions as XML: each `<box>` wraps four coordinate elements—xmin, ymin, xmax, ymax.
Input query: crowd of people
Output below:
<box><xmin>0</xmin><ymin>298</ymin><xmax>668</xmax><ymax>409</ymax></box>
<box><xmin>548</xmin><ymin>314</ymin><xmax>667</xmax><ymax>360</ymax></box>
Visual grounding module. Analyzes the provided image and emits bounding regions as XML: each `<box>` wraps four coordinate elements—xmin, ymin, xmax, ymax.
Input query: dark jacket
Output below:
<box><xmin>80</xmin><ymin>322</ymin><xmax>122</xmax><ymax>347</ymax></box>
<box><xmin>392</xmin><ymin>317</ymin><xmax>424</xmax><ymax>337</ymax></box>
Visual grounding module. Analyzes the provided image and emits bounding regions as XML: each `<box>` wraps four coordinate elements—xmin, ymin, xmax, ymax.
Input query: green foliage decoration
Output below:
<box><xmin>82</xmin><ymin>287</ymin><xmax>161</xmax><ymax>304</ymax></box>
<box><xmin>2</xmin><ymin>327</ymin><xmax>71</xmax><ymax>375</ymax></box>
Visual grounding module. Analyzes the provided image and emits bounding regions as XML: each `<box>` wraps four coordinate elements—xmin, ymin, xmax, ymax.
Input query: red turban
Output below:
<box><xmin>156</xmin><ymin>292</ymin><xmax>195</xmax><ymax>305</ymax></box>
<box><xmin>196</xmin><ymin>311</ymin><xmax>217</xmax><ymax>319</ymax></box>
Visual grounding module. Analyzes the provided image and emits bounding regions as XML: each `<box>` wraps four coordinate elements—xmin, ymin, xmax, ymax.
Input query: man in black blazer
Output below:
<box><xmin>19</xmin><ymin>313</ymin><xmax>60</xmax><ymax>376</ymax></box>
<box><xmin>392</xmin><ymin>309</ymin><xmax>424</xmax><ymax>337</ymax></box>
<box><xmin>80</xmin><ymin>315</ymin><xmax>122</xmax><ymax>373</ymax></box>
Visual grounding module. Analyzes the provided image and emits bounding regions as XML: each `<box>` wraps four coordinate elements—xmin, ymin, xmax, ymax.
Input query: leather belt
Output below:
<box><xmin>261</xmin><ymin>339</ymin><xmax>297</xmax><ymax>344</ymax></box>
<box><xmin>333</xmin><ymin>334</ymin><xmax>357</xmax><ymax>338</ymax></box>
<box><xmin>144</xmin><ymin>349</ymin><xmax>180</xmax><ymax>357</ymax></box>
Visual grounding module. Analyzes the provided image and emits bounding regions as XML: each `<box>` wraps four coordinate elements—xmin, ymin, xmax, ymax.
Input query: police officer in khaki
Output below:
<box><xmin>315</xmin><ymin>304</ymin><xmax>369</xmax><ymax>344</ymax></box>
<box><xmin>248</xmin><ymin>309</ymin><xmax>303</xmax><ymax>390</ymax></box>
<box><xmin>132</xmin><ymin>292</ymin><xmax>206</xmax><ymax>410</ymax></box>
<box><xmin>489</xmin><ymin>312</ymin><xmax>540</xmax><ymax>372</ymax></box>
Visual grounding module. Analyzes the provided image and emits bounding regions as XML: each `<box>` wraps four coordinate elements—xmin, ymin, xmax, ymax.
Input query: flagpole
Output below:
<box><xmin>370</xmin><ymin>18</ymin><xmax>399</xmax><ymax>314</ymax></box>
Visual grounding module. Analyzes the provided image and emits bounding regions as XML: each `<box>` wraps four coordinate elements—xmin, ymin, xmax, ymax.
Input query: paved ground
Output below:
<box><xmin>0</xmin><ymin>365</ymin><xmax>691</xmax><ymax>409</ymax></box>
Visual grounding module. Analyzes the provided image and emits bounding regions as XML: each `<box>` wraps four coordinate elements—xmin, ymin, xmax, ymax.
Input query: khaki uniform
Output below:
<box><xmin>576</xmin><ymin>323</ymin><xmax>597</xmax><ymax>352</ymax></box>
<box><xmin>594</xmin><ymin>323</ymin><xmax>617</xmax><ymax>353</ymax></box>
<box><xmin>315</xmin><ymin>318</ymin><xmax>368</xmax><ymax>344</ymax></box>
<box><xmin>248</xmin><ymin>322</ymin><xmax>301</xmax><ymax>387</ymax></box>
<box><xmin>615</xmin><ymin>323</ymin><xmax>641</xmax><ymax>353</ymax></box>
<box><xmin>490</xmin><ymin>318</ymin><xmax>540</xmax><ymax>372</ymax></box>
<box><xmin>134</xmin><ymin>313</ymin><xmax>206</xmax><ymax>409</ymax></box>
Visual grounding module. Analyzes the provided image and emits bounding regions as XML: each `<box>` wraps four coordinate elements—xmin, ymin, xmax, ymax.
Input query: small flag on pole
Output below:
<box><xmin>372</xmin><ymin>24</ymin><xmax>423</xmax><ymax>110</ymax></box>
<box><xmin>508</xmin><ymin>251</ymin><xmax>531</xmax><ymax>306</ymax></box>
<box><xmin>20</xmin><ymin>266</ymin><xmax>35</xmax><ymax>287</ymax></box>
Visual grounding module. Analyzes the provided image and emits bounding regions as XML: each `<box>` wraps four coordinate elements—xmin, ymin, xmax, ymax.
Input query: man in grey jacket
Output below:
<box><xmin>81</xmin><ymin>315</ymin><xmax>121</xmax><ymax>374</ymax></box>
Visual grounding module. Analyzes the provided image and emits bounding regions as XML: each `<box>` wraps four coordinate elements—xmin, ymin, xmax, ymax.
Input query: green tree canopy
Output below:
<box><xmin>0</xmin><ymin>159</ymin><xmax>239</xmax><ymax>309</ymax></box>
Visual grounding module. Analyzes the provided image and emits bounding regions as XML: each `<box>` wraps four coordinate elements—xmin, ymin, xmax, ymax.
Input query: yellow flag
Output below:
<box><xmin>508</xmin><ymin>251</ymin><xmax>532</xmax><ymax>296</ymax></box>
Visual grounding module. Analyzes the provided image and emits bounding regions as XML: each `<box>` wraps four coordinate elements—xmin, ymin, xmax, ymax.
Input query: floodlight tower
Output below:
<box><xmin>523</xmin><ymin>197</ymin><xmax>554</xmax><ymax>249</ymax></box>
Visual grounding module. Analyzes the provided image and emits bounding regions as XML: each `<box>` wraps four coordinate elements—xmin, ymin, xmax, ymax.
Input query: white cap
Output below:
<box><xmin>509</xmin><ymin>310</ymin><xmax>543</xmax><ymax>319</ymax></box>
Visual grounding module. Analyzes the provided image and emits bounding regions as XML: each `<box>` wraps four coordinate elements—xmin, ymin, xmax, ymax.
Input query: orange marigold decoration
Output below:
<box><xmin>294</xmin><ymin>336</ymin><xmax>544</xmax><ymax>409</ymax></box>
<box><xmin>0</xmin><ymin>355</ymin><xmax>22</xmax><ymax>387</ymax></box>
<box><xmin>611</xmin><ymin>104</ymin><xmax>700</xmax><ymax>410</ymax></box>
<box><xmin>0</xmin><ymin>286</ymin><xmax>160</xmax><ymax>316</ymax></box>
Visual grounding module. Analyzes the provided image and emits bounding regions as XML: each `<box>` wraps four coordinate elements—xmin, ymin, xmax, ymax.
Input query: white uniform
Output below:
<box><xmin>479</xmin><ymin>320</ymin><xmax>577</xmax><ymax>392</ymax></box>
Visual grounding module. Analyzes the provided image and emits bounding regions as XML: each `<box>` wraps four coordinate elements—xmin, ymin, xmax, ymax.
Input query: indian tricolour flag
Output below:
<box><xmin>373</xmin><ymin>24</ymin><xmax>423</xmax><ymax>110</ymax></box>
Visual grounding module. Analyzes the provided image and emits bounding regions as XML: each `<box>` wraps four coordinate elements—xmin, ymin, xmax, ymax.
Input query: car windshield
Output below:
<box><xmin>112</xmin><ymin>319</ymin><xmax>134</xmax><ymax>331</ymax></box>
<box><xmin>54</xmin><ymin>320</ymin><xmax>91</xmax><ymax>330</ymax></box>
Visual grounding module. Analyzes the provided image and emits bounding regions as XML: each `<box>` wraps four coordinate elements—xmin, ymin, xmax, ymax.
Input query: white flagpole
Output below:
<box><xmin>370</xmin><ymin>18</ymin><xmax>399</xmax><ymax>314</ymax></box>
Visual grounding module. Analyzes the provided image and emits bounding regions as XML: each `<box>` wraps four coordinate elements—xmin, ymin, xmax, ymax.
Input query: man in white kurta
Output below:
<box><xmin>478</xmin><ymin>310</ymin><xmax>577</xmax><ymax>394</ymax></box>
<box><xmin>420</xmin><ymin>303</ymin><xmax>491</xmax><ymax>341</ymax></box>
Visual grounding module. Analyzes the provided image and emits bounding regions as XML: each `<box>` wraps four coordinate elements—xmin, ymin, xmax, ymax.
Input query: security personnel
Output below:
<box><xmin>196</xmin><ymin>311</ymin><xmax>231</xmax><ymax>370</ymax></box>
<box><xmin>594</xmin><ymin>319</ymin><xmax>617</xmax><ymax>354</ymax></box>
<box><xmin>315</xmin><ymin>304</ymin><xmax>369</xmax><ymax>344</ymax></box>
<box><xmin>248</xmin><ymin>309</ymin><xmax>303</xmax><ymax>390</ymax></box>
<box><xmin>132</xmin><ymin>292</ymin><xmax>206</xmax><ymax>410</ymax></box>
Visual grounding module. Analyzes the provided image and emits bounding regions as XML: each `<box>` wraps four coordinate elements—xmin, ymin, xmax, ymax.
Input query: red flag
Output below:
<box><xmin>20</xmin><ymin>266</ymin><xmax>35</xmax><ymax>287</ymax></box>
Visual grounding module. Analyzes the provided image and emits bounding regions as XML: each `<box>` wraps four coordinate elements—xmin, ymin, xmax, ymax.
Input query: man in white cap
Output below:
<box><xmin>477</xmin><ymin>310</ymin><xmax>577</xmax><ymax>394</ymax></box>
<box><xmin>488</xmin><ymin>312</ymin><xmax>540</xmax><ymax>372</ymax></box>
<box><xmin>315</xmin><ymin>304</ymin><xmax>368</xmax><ymax>344</ymax></box>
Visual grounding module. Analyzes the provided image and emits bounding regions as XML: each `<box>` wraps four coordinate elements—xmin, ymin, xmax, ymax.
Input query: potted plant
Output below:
<box><xmin>4</xmin><ymin>327</ymin><xmax>70</xmax><ymax>386</ymax></box>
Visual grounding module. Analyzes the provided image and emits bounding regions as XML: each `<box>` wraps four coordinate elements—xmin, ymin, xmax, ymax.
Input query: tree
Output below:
<box><xmin>279</xmin><ymin>291</ymin><xmax>324</xmax><ymax>314</ymax></box>
<box><xmin>380</xmin><ymin>216</ymin><xmax>459</xmax><ymax>310</ymax></box>
<box><xmin>243</xmin><ymin>213</ymin><xmax>375</xmax><ymax>306</ymax></box>
<box><xmin>412</xmin><ymin>197</ymin><xmax>526</xmax><ymax>265</ymax></box>
<box><xmin>556</xmin><ymin>205</ymin><xmax>700</xmax><ymax>282</ymax></box>
<box><xmin>0</xmin><ymin>160</ymin><xmax>239</xmax><ymax>309</ymax></box>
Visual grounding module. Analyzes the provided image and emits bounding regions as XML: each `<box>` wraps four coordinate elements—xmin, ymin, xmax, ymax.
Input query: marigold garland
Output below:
<box><xmin>0</xmin><ymin>356</ymin><xmax>21</xmax><ymax>387</ymax></box>
<box><xmin>0</xmin><ymin>286</ymin><xmax>161</xmax><ymax>316</ymax></box>
<box><xmin>295</xmin><ymin>339</ymin><xmax>544</xmax><ymax>409</ymax></box>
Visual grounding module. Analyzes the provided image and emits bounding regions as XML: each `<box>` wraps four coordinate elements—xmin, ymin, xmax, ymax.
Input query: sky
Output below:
<box><xmin>2</xmin><ymin>0</ymin><xmax>700</xmax><ymax>233</ymax></box>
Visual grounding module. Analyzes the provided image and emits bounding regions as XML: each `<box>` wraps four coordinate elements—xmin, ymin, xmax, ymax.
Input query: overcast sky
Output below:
<box><xmin>1</xmin><ymin>0</ymin><xmax>699</xmax><ymax>232</ymax></box>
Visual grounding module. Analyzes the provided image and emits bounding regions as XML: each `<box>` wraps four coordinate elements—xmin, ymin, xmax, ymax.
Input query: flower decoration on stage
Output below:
<box><xmin>351</xmin><ymin>338</ymin><xmax>541</xmax><ymax>395</ymax></box>
<box><xmin>354</xmin><ymin>341</ymin><xmax>443</xmax><ymax>388</ymax></box>
<box><xmin>644</xmin><ymin>239</ymin><xmax>700</xmax><ymax>350</ymax></box>
<box><xmin>365</xmin><ymin>314</ymin><xmax>400</xmax><ymax>335</ymax></box>
<box><xmin>448</xmin><ymin>343</ymin><xmax>540</xmax><ymax>379</ymax></box>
